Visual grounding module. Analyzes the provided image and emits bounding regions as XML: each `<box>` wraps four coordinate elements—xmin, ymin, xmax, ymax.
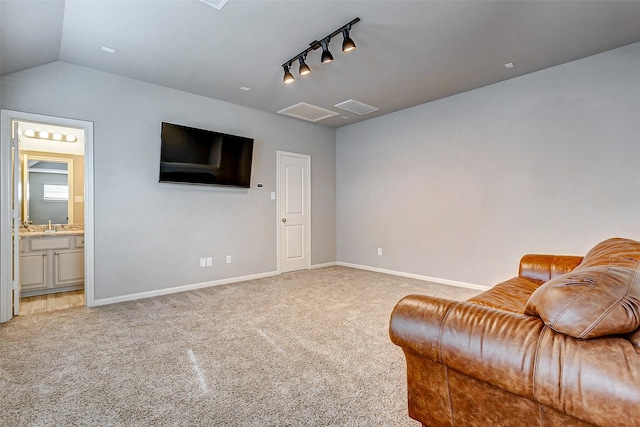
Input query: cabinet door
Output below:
<box><xmin>54</xmin><ymin>250</ymin><xmax>84</xmax><ymax>286</ymax></box>
<box><xmin>20</xmin><ymin>253</ymin><xmax>48</xmax><ymax>291</ymax></box>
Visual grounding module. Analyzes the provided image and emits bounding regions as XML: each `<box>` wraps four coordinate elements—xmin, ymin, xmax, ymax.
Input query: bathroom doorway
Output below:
<box><xmin>0</xmin><ymin>110</ymin><xmax>94</xmax><ymax>323</ymax></box>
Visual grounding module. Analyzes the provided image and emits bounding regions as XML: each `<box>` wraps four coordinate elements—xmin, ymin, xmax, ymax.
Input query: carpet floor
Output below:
<box><xmin>0</xmin><ymin>266</ymin><xmax>480</xmax><ymax>426</ymax></box>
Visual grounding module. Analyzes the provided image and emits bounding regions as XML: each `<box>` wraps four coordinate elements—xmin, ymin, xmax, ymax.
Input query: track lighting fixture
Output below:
<box><xmin>281</xmin><ymin>17</ymin><xmax>360</xmax><ymax>84</ymax></box>
<box><xmin>298</xmin><ymin>54</ymin><xmax>311</xmax><ymax>76</ymax></box>
<box><xmin>283</xmin><ymin>64</ymin><xmax>295</xmax><ymax>84</ymax></box>
<box><xmin>320</xmin><ymin>39</ymin><xmax>334</xmax><ymax>64</ymax></box>
<box><xmin>342</xmin><ymin>25</ymin><xmax>356</xmax><ymax>53</ymax></box>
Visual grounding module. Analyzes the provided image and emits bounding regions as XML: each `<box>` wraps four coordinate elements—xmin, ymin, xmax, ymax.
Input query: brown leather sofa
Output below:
<box><xmin>389</xmin><ymin>238</ymin><xmax>640</xmax><ymax>427</ymax></box>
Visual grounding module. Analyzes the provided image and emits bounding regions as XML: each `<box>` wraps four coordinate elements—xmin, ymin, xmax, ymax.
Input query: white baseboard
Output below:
<box><xmin>335</xmin><ymin>262</ymin><xmax>490</xmax><ymax>291</ymax></box>
<box><xmin>310</xmin><ymin>262</ymin><xmax>337</xmax><ymax>269</ymax></box>
<box><xmin>92</xmin><ymin>270</ymin><xmax>279</xmax><ymax>307</ymax></box>
<box><xmin>91</xmin><ymin>263</ymin><xmax>488</xmax><ymax>308</ymax></box>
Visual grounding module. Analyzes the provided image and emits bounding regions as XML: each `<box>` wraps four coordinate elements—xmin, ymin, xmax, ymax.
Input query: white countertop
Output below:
<box><xmin>20</xmin><ymin>230</ymin><xmax>84</xmax><ymax>237</ymax></box>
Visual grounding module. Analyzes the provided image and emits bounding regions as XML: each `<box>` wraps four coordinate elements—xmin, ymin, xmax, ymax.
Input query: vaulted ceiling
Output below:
<box><xmin>2</xmin><ymin>1</ymin><xmax>640</xmax><ymax>127</ymax></box>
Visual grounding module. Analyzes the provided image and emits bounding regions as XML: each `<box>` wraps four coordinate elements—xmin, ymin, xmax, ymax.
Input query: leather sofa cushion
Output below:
<box><xmin>579</xmin><ymin>237</ymin><xmax>640</xmax><ymax>267</ymax></box>
<box><xmin>628</xmin><ymin>328</ymin><xmax>640</xmax><ymax>347</ymax></box>
<box><xmin>526</xmin><ymin>238</ymin><xmax>640</xmax><ymax>339</ymax></box>
<box><xmin>518</xmin><ymin>254</ymin><xmax>583</xmax><ymax>283</ymax></box>
<box><xmin>468</xmin><ymin>276</ymin><xmax>541</xmax><ymax>314</ymax></box>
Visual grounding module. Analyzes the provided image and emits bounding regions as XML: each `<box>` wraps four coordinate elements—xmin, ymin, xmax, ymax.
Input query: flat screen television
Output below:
<box><xmin>159</xmin><ymin>122</ymin><xmax>254</xmax><ymax>188</ymax></box>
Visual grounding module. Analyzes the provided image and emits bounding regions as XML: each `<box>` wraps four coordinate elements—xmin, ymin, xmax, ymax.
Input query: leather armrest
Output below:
<box><xmin>390</xmin><ymin>294</ymin><xmax>545</xmax><ymax>399</ymax></box>
<box><xmin>518</xmin><ymin>254</ymin><xmax>583</xmax><ymax>282</ymax></box>
<box><xmin>389</xmin><ymin>294</ymin><xmax>459</xmax><ymax>362</ymax></box>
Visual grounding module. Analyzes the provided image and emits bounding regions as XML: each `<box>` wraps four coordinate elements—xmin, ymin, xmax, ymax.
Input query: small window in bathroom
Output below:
<box><xmin>43</xmin><ymin>183</ymin><xmax>69</xmax><ymax>201</ymax></box>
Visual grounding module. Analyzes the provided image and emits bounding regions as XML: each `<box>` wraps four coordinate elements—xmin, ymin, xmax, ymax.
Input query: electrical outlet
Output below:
<box><xmin>377</xmin><ymin>248</ymin><xmax>382</xmax><ymax>256</ymax></box>
<box><xmin>206</xmin><ymin>257</ymin><xmax>213</xmax><ymax>267</ymax></box>
<box><xmin>199</xmin><ymin>257</ymin><xmax>206</xmax><ymax>268</ymax></box>
<box><xmin>226</xmin><ymin>255</ymin><xmax>232</xmax><ymax>264</ymax></box>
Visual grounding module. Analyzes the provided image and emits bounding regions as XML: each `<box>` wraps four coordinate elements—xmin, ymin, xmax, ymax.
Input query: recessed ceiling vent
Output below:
<box><xmin>197</xmin><ymin>0</ymin><xmax>229</xmax><ymax>10</ymax></box>
<box><xmin>334</xmin><ymin>99</ymin><xmax>379</xmax><ymax>115</ymax></box>
<box><xmin>277</xmin><ymin>102</ymin><xmax>339</xmax><ymax>123</ymax></box>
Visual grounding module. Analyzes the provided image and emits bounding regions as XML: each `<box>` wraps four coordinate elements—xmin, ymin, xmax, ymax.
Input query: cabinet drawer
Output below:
<box><xmin>30</xmin><ymin>237</ymin><xmax>70</xmax><ymax>251</ymax></box>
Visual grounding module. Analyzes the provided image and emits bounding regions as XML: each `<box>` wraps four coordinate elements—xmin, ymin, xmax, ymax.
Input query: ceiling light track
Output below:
<box><xmin>282</xmin><ymin>17</ymin><xmax>360</xmax><ymax>85</ymax></box>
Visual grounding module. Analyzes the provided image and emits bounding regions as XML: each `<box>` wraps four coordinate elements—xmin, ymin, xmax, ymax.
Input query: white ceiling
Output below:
<box><xmin>2</xmin><ymin>0</ymin><xmax>640</xmax><ymax>128</ymax></box>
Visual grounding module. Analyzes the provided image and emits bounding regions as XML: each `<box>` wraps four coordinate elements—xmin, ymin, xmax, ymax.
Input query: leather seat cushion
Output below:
<box><xmin>468</xmin><ymin>276</ymin><xmax>542</xmax><ymax>314</ymax></box>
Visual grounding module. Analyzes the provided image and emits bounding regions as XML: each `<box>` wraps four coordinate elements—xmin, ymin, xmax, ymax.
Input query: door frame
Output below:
<box><xmin>0</xmin><ymin>110</ymin><xmax>95</xmax><ymax>323</ymax></box>
<box><xmin>276</xmin><ymin>151</ymin><xmax>311</xmax><ymax>274</ymax></box>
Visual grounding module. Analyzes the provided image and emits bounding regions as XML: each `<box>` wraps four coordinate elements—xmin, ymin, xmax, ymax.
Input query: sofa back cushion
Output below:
<box><xmin>525</xmin><ymin>238</ymin><xmax>640</xmax><ymax>339</ymax></box>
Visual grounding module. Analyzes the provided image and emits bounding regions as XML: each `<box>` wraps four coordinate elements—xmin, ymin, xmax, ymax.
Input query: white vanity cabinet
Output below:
<box><xmin>54</xmin><ymin>249</ymin><xmax>84</xmax><ymax>286</ymax></box>
<box><xmin>20</xmin><ymin>253</ymin><xmax>48</xmax><ymax>292</ymax></box>
<box><xmin>19</xmin><ymin>234</ymin><xmax>84</xmax><ymax>296</ymax></box>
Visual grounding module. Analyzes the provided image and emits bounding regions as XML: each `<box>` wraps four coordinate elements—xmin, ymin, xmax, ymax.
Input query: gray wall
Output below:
<box><xmin>337</xmin><ymin>42</ymin><xmax>640</xmax><ymax>286</ymax></box>
<box><xmin>2</xmin><ymin>61</ymin><xmax>336</xmax><ymax>300</ymax></box>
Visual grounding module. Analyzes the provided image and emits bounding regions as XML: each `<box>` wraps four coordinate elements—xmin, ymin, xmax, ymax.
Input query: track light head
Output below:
<box><xmin>321</xmin><ymin>39</ymin><xmax>334</xmax><ymax>64</ymax></box>
<box><xmin>298</xmin><ymin>55</ymin><xmax>311</xmax><ymax>76</ymax></box>
<box><xmin>342</xmin><ymin>28</ymin><xmax>356</xmax><ymax>53</ymax></box>
<box><xmin>283</xmin><ymin>64</ymin><xmax>295</xmax><ymax>84</ymax></box>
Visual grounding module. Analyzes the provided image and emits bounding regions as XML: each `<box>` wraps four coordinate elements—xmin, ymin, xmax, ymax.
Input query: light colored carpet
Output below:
<box><xmin>0</xmin><ymin>266</ymin><xmax>481</xmax><ymax>426</ymax></box>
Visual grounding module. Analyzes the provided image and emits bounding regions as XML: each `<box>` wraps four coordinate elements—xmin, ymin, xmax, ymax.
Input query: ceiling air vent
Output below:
<box><xmin>334</xmin><ymin>99</ymin><xmax>379</xmax><ymax>115</ymax></box>
<box><xmin>277</xmin><ymin>102</ymin><xmax>339</xmax><ymax>123</ymax></box>
<box><xmin>197</xmin><ymin>0</ymin><xmax>229</xmax><ymax>10</ymax></box>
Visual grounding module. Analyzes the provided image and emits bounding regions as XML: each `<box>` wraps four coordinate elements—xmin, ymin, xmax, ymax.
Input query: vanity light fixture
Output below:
<box><xmin>281</xmin><ymin>17</ymin><xmax>360</xmax><ymax>85</ymax></box>
<box><xmin>21</xmin><ymin>128</ymin><xmax>78</xmax><ymax>143</ymax></box>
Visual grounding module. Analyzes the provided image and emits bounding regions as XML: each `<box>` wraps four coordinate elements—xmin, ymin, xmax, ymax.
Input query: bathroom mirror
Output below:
<box><xmin>20</xmin><ymin>153</ymin><xmax>74</xmax><ymax>225</ymax></box>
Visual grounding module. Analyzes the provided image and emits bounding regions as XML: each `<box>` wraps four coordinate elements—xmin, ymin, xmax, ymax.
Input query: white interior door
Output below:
<box><xmin>278</xmin><ymin>152</ymin><xmax>310</xmax><ymax>273</ymax></box>
<box><xmin>12</xmin><ymin>121</ymin><xmax>21</xmax><ymax>315</ymax></box>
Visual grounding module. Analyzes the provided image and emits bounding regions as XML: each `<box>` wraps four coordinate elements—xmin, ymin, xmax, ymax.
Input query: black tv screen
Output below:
<box><xmin>159</xmin><ymin>122</ymin><xmax>254</xmax><ymax>188</ymax></box>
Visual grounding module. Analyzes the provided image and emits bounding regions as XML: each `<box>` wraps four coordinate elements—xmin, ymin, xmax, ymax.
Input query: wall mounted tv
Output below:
<box><xmin>159</xmin><ymin>122</ymin><xmax>254</xmax><ymax>188</ymax></box>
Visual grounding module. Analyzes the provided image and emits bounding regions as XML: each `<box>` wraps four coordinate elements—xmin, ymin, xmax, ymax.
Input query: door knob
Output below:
<box><xmin>282</xmin><ymin>218</ymin><xmax>287</xmax><ymax>223</ymax></box>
